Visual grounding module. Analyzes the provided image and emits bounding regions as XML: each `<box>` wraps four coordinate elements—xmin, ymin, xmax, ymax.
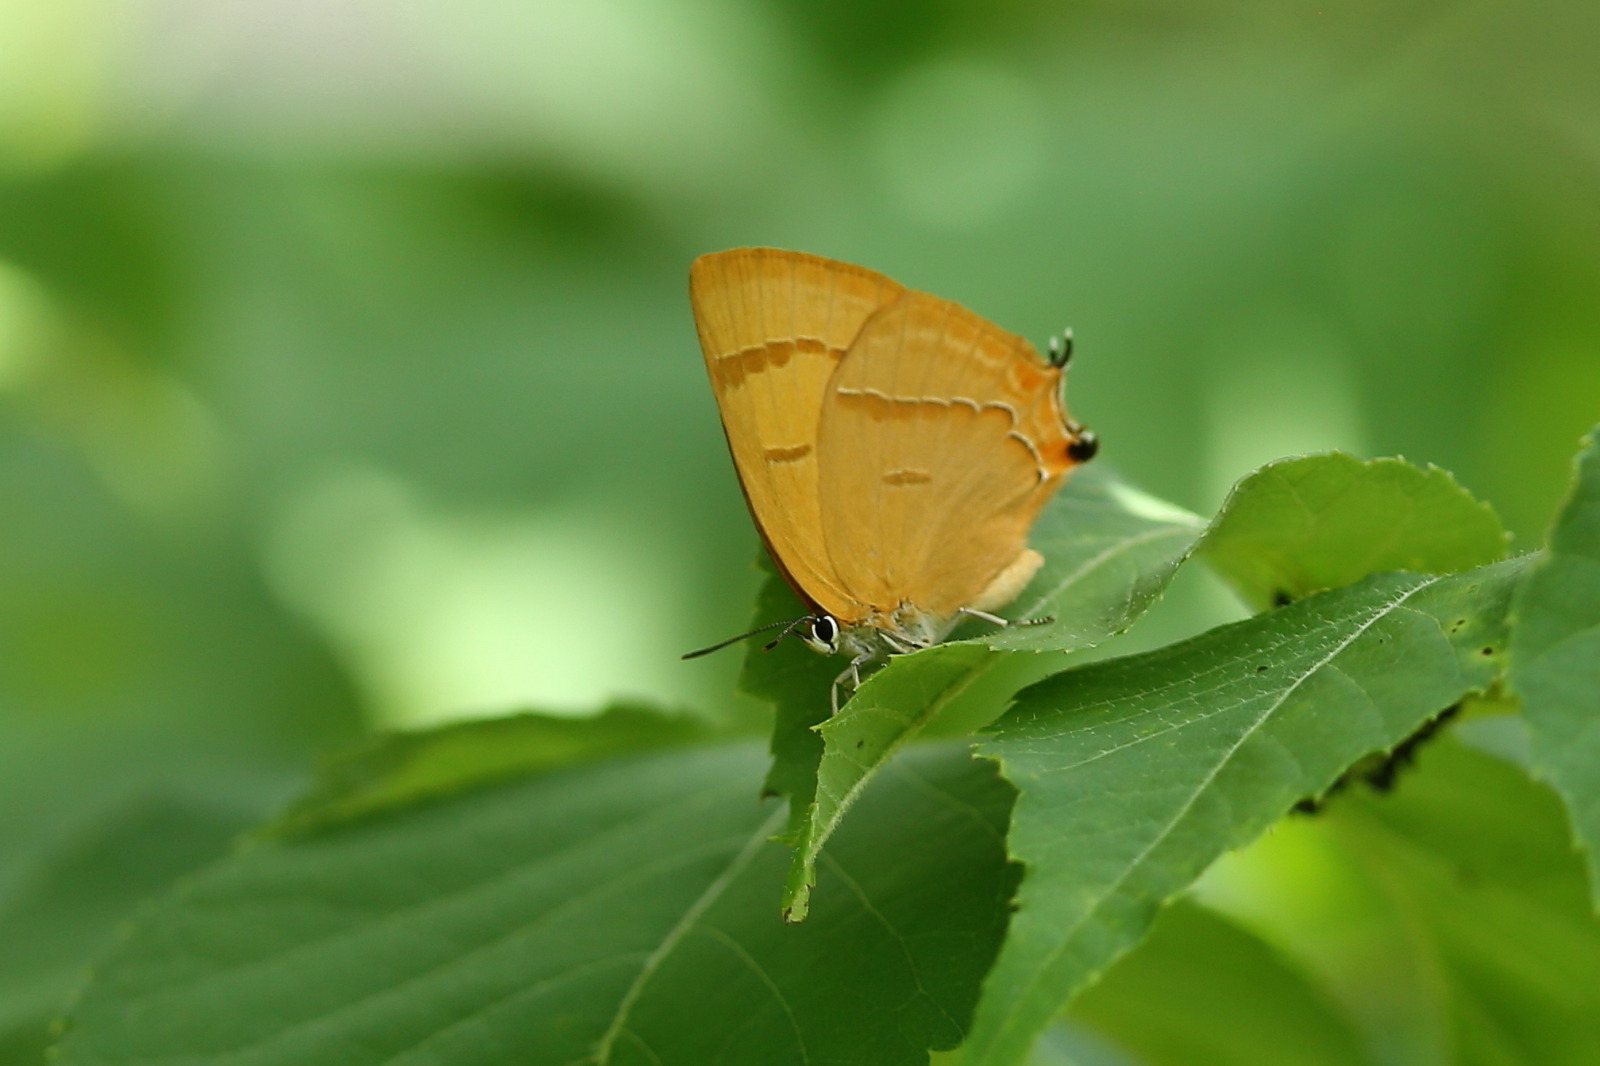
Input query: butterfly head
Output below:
<box><xmin>801</xmin><ymin>614</ymin><xmax>841</xmax><ymax>655</ymax></box>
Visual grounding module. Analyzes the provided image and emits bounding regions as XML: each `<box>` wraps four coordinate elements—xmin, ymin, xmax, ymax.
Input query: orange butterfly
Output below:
<box><xmin>684</xmin><ymin>248</ymin><xmax>1096</xmax><ymax>710</ymax></box>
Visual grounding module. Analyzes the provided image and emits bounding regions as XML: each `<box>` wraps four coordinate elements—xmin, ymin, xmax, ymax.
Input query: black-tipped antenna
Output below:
<box><xmin>681</xmin><ymin>615</ymin><xmax>809</xmax><ymax>660</ymax></box>
<box><xmin>1046</xmin><ymin>327</ymin><xmax>1074</xmax><ymax>369</ymax></box>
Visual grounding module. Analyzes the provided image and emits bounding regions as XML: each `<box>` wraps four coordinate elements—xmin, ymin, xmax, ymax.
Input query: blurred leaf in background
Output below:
<box><xmin>1194</xmin><ymin>734</ymin><xmax>1600</xmax><ymax>1065</ymax></box>
<box><xmin>7</xmin><ymin>0</ymin><xmax>1599</xmax><ymax>724</ymax></box>
<box><xmin>2</xmin><ymin>0</ymin><xmax>1599</xmax><ymax>1062</ymax></box>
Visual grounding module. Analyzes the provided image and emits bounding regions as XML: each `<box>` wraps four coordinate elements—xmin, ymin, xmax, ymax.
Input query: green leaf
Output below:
<box><xmin>267</xmin><ymin>703</ymin><xmax>708</xmax><ymax>838</ymax></box>
<box><xmin>1332</xmin><ymin>738</ymin><xmax>1600</xmax><ymax>1063</ymax></box>
<box><xmin>783</xmin><ymin>453</ymin><xmax>1502</xmax><ymax>922</ymax></box>
<box><xmin>770</xmin><ymin>467</ymin><xmax>1205</xmax><ymax>919</ymax></box>
<box><xmin>737</xmin><ymin>552</ymin><xmax>837</xmax><ymax>822</ymax></box>
<box><xmin>1201</xmin><ymin>454</ymin><xmax>1507</xmax><ymax>611</ymax></box>
<box><xmin>1065</xmin><ymin>899</ymin><xmax>1369</xmax><ymax>1066</ymax></box>
<box><xmin>965</xmin><ymin>472</ymin><xmax>1207</xmax><ymax>655</ymax></box>
<box><xmin>0</xmin><ymin>411</ymin><xmax>362</xmax><ymax>1063</ymax></box>
<box><xmin>764</xmin><ymin>455</ymin><xmax>1505</xmax><ymax>923</ymax></box>
<box><xmin>56</xmin><ymin>741</ymin><xmax>1018</xmax><ymax>1066</ymax></box>
<box><xmin>0</xmin><ymin>1019</ymin><xmax>53</xmax><ymax>1066</ymax></box>
<box><xmin>0</xmin><ymin>421</ymin><xmax>360</xmax><ymax>896</ymax></box>
<box><xmin>1023</xmin><ymin>1025</ymin><xmax>1138</xmax><ymax>1066</ymax></box>
<box><xmin>962</xmin><ymin>557</ymin><xmax>1525</xmax><ymax>1066</ymax></box>
<box><xmin>1509</xmin><ymin>424</ymin><xmax>1600</xmax><ymax>905</ymax></box>
<box><xmin>1187</xmin><ymin>730</ymin><xmax>1600</xmax><ymax>1065</ymax></box>
<box><xmin>0</xmin><ymin>793</ymin><xmax>256</xmax><ymax>1053</ymax></box>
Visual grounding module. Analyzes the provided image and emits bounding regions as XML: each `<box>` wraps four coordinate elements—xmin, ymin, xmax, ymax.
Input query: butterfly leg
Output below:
<box><xmin>879</xmin><ymin>630</ymin><xmax>923</xmax><ymax>655</ymax></box>
<box><xmin>958</xmin><ymin>606</ymin><xmax>1054</xmax><ymax>629</ymax></box>
<box><xmin>830</xmin><ymin>653</ymin><xmax>873</xmax><ymax>715</ymax></box>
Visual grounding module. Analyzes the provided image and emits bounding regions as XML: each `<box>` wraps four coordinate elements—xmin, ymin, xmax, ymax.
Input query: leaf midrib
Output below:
<box><xmin>977</xmin><ymin>572</ymin><xmax>1442</xmax><ymax>1059</ymax></box>
<box><xmin>594</xmin><ymin>806</ymin><xmax>787</xmax><ymax>1063</ymax></box>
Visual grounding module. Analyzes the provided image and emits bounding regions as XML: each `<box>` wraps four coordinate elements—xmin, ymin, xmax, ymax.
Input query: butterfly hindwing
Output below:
<box><xmin>815</xmin><ymin>292</ymin><xmax>1074</xmax><ymax>618</ymax></box>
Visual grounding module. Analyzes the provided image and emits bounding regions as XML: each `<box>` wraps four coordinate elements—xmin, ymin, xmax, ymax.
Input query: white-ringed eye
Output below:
<box><xmin>803</xmin><ymin>615</ymin><xmax>840</xmax><ymax>654</ymax></box>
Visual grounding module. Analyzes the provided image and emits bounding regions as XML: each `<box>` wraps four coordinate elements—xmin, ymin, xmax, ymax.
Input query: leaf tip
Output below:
<box><xmin>780</xmin><ymin>883</ymin><xmax>813</xmax><ymax>923</ymax></box>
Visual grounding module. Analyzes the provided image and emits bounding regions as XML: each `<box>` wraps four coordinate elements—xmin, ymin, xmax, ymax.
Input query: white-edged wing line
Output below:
<box><xmin>834</xmin><ymin>386</ymin><xmax>1048</xmax><ymax>482</ymax></box>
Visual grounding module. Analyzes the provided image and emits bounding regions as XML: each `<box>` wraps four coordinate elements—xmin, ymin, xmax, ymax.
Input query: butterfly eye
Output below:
<box><xmin>1067</xmin><ymin>430</ymin><xmax>1099</xmax><ymax>463</ymax></box>
<box><xmin>810</xmin><ymin>615</ymin><xmax>839</xmax><ymax>651</ymax></box>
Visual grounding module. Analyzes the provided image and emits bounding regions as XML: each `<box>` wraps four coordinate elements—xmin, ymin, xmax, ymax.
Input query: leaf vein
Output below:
<box><xmin>987</xmin><ymin>572</ymin><xmax>1439</xmax><ymax>1051</ymax></box>
<box><xmin>593</xmin><ymin>807</ymin><xmax>786</xmax><ymax>1061</ymax></box>
<box><xmin>694</xmin><ymin>926</ymin><xmax>811</xmax><ymax>1065</ymax></box>
<box><xmin>1015</xmin><ymin>524</ymin><xmax>1199</xmax><ymax>620</ymax></box>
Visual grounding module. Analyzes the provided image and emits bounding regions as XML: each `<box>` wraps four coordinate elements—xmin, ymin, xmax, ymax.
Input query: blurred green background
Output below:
<box><xmin>1</xmin><ymin>0</ymin><xmax>1598</xmax><ymax>1060</ymax></box>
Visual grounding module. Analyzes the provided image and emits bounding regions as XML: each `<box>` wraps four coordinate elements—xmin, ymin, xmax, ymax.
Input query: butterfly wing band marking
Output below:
<box><xmin>724</xmin><ymin>334</ymin><xmax>837</xmax><ymax>360</ymax></box>
<box><xmin>763</xmin><ymin>444</ymin><xmax>813</xmax><ymax>463</ymax></box>
<box><xmin>834</xmin><ymin>387</ymin><xmax>1050</xmax><ymax>483</ymax></box>
<box><xmin>882</xmin><ymin>468</ymin><xmax>933</xmax><ymax>485</ymax></box>
<box><xmin>710</xmin><ymin>335</ymin><xmax>844</xmax><ymax>388</ymax></box>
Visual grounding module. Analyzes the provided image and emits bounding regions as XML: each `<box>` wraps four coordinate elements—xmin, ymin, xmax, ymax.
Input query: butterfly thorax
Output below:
<box><xmin>804</xmin><ymin>602</ymin><xmax>954</xmax><ymax>661</ymax></box>
<box><xmin>797</xmin><ymin>603</ymin><xmax>961</xmax><ymax>714</ymax></box>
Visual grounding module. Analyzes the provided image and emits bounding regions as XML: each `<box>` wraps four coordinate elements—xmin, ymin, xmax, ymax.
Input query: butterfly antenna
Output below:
<box><xmin>681</xmin><ymin>615</ymin><xmax>809</xmax><ymax>660</ymax></box>
<box><xmin>1046</xmin><ymin>327</ymin><xmax>1074</xmax><ymax>368</ymax></box>
<box><xmin>761</xmin><ymin>616</ymin><xmax>814</xmax><ymax>651</ymax></box>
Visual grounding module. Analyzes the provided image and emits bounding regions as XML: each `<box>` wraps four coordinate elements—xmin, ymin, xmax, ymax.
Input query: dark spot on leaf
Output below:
<box><xmin>1480</xmin><ymin>646</ymin><xmax>1496</xmax><ymax>656</ymax></box>
<box><xmin>1449</xmin><ymin>618</ymin><xmax>1466</xmax><ymax>633</ymax></box>
<box><xmin>1271</xmin><ymin>590</ymin><xmax>1292</xmax><ymax>608</ymax></box>
<box><xmin>855</xmin><ymin>739</ymin><xmax>864</xmax><ymax>749</ymax></box>
<box><xmin>1255</xmin><ymin>665</ymin><xmax>1268</xmax><ymax>673</ymax></box>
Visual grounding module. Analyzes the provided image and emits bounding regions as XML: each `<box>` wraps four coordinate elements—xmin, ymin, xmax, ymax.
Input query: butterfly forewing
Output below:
<box><xmin>689</xmin><ymin>248</ymin><xmax>905</xmax><ymax>618</ymax></box>
<box><xmin>816</xmin><ymin>292</ymin><xmax>1074</xmax><ymax>619</ymax></box>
